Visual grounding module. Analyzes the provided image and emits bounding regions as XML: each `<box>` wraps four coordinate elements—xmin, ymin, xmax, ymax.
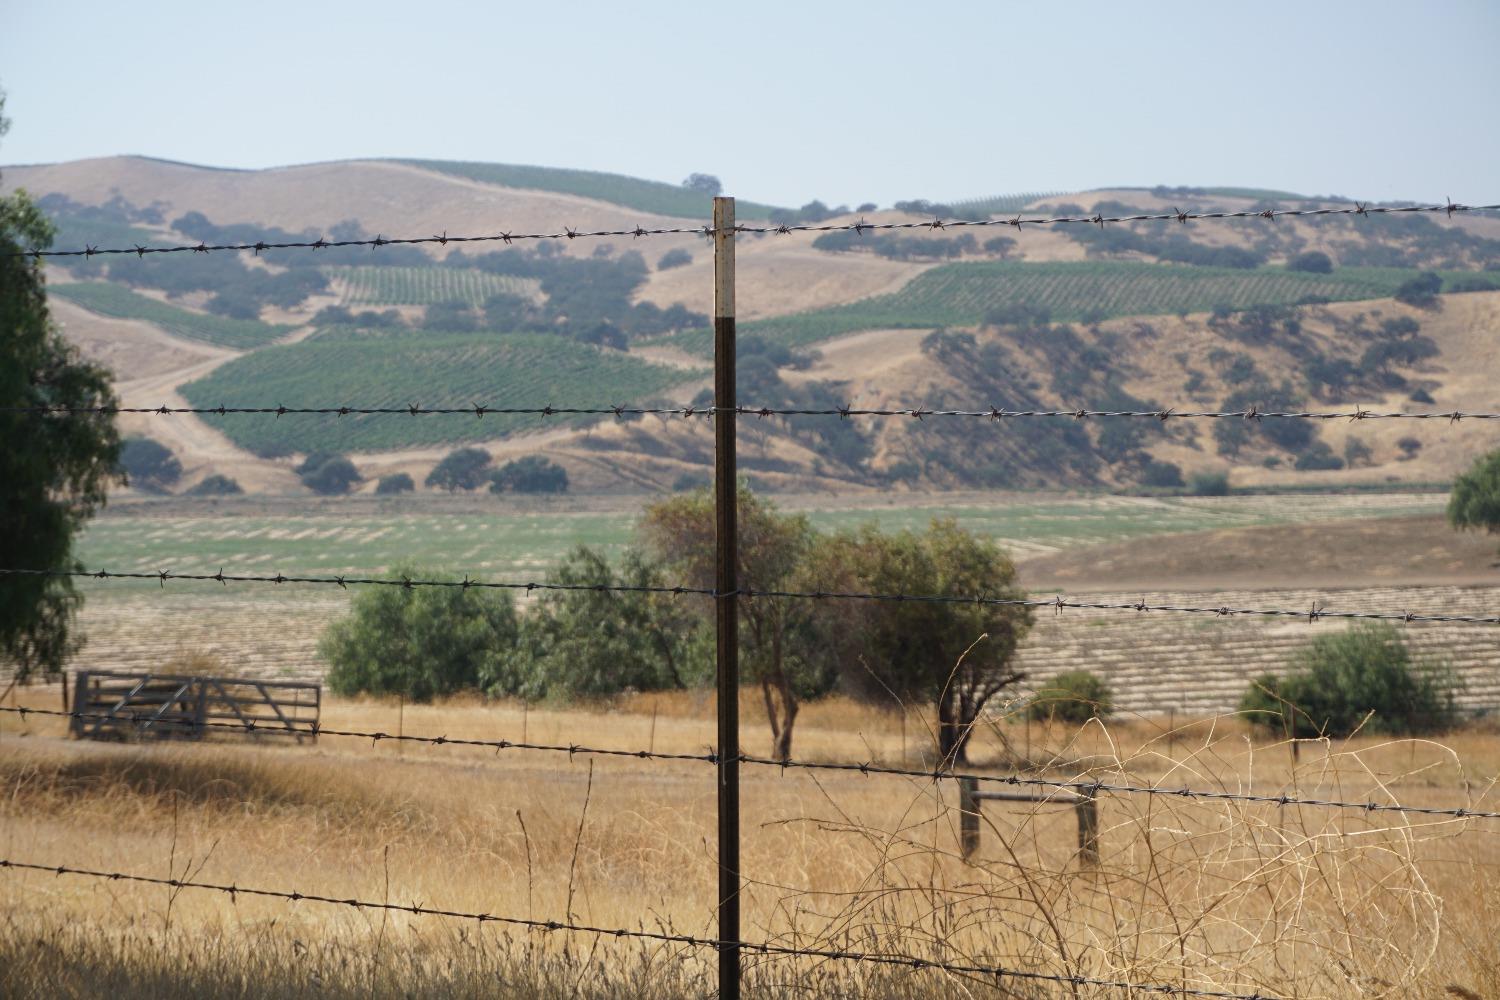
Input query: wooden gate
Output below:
<box><xmin>69</xmin><ymin>671</ymin><xmax>319</xmax><ymax>743</ymax></box>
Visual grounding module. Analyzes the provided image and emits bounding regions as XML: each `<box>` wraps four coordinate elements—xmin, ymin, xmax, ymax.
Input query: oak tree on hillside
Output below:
<box><xmin>0</xmin><ymin>91</ymin><xmax>123</xmax><ymax>680</ymax></box>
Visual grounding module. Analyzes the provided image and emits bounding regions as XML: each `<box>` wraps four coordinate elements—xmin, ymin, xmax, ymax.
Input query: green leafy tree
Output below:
<box><xmin>319</xmin><ymin>565</ymin><xmax>522</xmax><ymax>701</ymax></box>
<box><xmin>297</xmin><ymin>453</ymin><xmax>361</xmax><ymax>495</ymax></box>
<box><xmin>1</xmin><ymin>92</ymin><xmax>123</xmax><ymax>680</ymax></box>
<box><xmin>639</xmin><ymin>485</ymin><xmax>830</xmax><ymax>761</ymax></box>
<box><xmin>800</xmin><ymin>519</ymin><xmax>1032</xmax><ymax>765</ymax></box>
<box><xmin>1394</xmin><ymin>272</ymin><xmax>1443</xmax><ymax>309</ymax></box>
<box><xmin>514</xmin><ymin>546</ymin><xmax>704</xmax><ymax>700</ymax></box>
<box><xmin>119</xmin><ymin>437</ymin><xmax>181</xmax><ymax>493</ymax></box>
<box><xmin>1240</xmin><ymin>623</ymin><xmax>1457</xmax><ymax>738</ymax></box>
<box><xmin>1028</xmin><ymin>671</ymin><xmax>1114</xmax><ymax>723</ymax></box>
<box><xmin>425</xmin><ymin>447</ymin><xmax>491</xmax><ymax>492</ymax></box>
<box><xmin>1448</xmin><ymin>449</ymin><xmax>1500</xmax><ymax>540</ymax></box>
<box><xmin>489</xmin><ymin>455</ymin><xmax>569</xmax><ymax>494</ymax></box>
<box><xmin>375</xmin><ymin>472</ymin><xmax>415</xmax><ymax>495</ymax></box>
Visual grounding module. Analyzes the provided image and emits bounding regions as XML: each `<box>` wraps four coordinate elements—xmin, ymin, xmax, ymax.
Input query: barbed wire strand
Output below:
<box><xmin>5</xmin><ymin>402</ymin><xmax>1500</xmax><ymax>424</ymax></box>
<box><xmin>8</xmin><ymin>200</ymin><xmax>1497</xmax><ymax>260</ymax></box>
<box><xmin>1</xmin><ymin>566</ymin><xmax>1496</xmax><ymax>626</ymax></box>
<box><xmin>3</xmin><ymin>705</ymin><xmax>1495</xmax><ymax>822</ymax></box>
<box><xmin>0</xmin><ymin>857</ymin><xmax>1278</xmax><ymax>999</ymax></box>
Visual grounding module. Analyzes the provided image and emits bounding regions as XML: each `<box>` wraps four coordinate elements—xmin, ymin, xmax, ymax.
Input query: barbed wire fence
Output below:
<box><xmin>3</xmin><ymin>193</ymin><xmax>1499</xmax><ymax>998</ymax></box>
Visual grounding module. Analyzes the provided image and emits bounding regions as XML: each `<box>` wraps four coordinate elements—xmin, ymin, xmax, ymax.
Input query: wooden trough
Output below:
<box><xmin>69</xmin><ymin>670</ymin><xmax>319</xmax><ymax>743</ymax></box>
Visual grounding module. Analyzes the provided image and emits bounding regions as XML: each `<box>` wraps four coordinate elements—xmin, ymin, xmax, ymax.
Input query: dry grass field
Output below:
<box><xmin>2</xmin><ymin>683</ymin><xmax>1498</xmax><ymax>999</ymax></box>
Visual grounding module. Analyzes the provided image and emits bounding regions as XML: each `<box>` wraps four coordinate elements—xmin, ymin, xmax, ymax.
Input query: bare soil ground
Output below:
<box><xmin>1020</xmin><ymin>513</ymin><xmax>1500</xmax><ymax>591</ymax></box>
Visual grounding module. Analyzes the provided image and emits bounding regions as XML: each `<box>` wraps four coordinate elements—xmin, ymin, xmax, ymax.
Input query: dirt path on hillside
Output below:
<box><xmin>53</xmin><ymin>299</ymin><xmax>301</xmax><ymax>491</ymax></box>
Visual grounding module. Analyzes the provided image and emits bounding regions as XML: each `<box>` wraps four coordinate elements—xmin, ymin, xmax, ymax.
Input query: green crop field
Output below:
<box><xmin>179</xmin><ymin>331</ymin><xmax>705</xmax><ymax>453</ymax></box>
<box><xmin>48</xmin><ymin>282</ymin><xmax>291</xmax><ymax>349</ymax></box>
<box><xmin>396</xmin><ymin>159</ymin><xmax>783</xmax><ymax>221</ymax></box>
<box><xmin>658</xmin><ymin>262</ymin><xmax>1435</xmax><ymax>355</ymax></box>
<box><xmin>73</xmin><ymin>492</ymin><xmax>1444</xmax><ymax>597</ymax></box>
<box><xmin>329</xmin><ymin>266</ymin><xmax>542</xmax><ymax>307</ymax></box>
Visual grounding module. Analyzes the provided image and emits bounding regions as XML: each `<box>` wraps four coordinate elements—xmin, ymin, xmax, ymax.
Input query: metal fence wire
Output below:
<box><xmin>3</xmin><ymin>193</ymin><xmax>1499</xmax><ymax>999</ymax></box>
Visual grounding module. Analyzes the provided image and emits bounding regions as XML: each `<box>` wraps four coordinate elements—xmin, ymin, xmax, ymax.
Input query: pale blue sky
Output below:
<box><xmin>2</xmin><ymin>0</ymin><xmax>1496</xmax><ymax>208</ymax></box>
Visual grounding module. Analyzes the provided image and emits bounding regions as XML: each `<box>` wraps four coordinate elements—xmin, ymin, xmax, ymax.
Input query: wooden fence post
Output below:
<box><xmin>1075</xmin><ymin>792</ymin><xmax>1100</xmax><ymax>866</ymax></box>
<box><xmin>713</xmin><ymin>195</ymin><xmax>741</xmax><ymax>1000</ymax></box>
<box><xmin>959</xmin><ymin>777</ymin><xmax>980</xmax><ymax>859</ymax></box>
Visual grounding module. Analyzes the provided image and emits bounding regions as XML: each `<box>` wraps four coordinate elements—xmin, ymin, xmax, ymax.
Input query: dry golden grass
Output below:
<box><xmin>2</xmin><ymin>683</ymin><xmax>1498</xmax><ymax>998</ymax></box>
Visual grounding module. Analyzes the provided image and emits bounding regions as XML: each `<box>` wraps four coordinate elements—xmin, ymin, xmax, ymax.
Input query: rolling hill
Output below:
<box><xmin>6</xmin><ymin>154</ymin><xmax>1498</xmax><ymax>495</ymax></box>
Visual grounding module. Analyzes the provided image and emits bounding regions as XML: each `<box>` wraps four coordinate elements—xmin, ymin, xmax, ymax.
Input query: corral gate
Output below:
<box><xmin>69</xmin><ymin>670</ymin><xmax>320</xmax><ymax>742</ymax></box>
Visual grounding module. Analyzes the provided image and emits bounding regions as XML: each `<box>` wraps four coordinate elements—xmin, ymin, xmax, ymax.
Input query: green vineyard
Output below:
<box><xmin>396</xmin><ymin>159</ymin><xmax>782</xmax><ymax>220</ymax></box>
<box><xmin>660</xmin><ymin>262</ymin><xmax>1420</xmax><ymax>355</ymax></box>
<box><xmin>329</xmin><ymin>266</ymin><xmax>542</xmax><ymax>307</ymax></box>
<box><xmin>180</xmin><ymin>331</ymin><xmax>705</xmax><ymax>453</ymax></box>
<box><xmin>48</xmin><ymin>282</ymin><xmax>291</xmax><ymax>350</ymax></box>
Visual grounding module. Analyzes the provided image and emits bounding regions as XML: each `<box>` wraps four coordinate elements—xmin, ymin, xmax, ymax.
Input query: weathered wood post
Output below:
<box><xmin>1075</xmin><ymin>791</ymin><xmax>1100</xmax><ymax>866</ymax></box>
<box><xmin>959</xmin><ymin>776</ymin><xmax>980</xmax><ymax>859</ymax></box>
<box><xmin>713</xmin><ymin>195</ymin><xmax>741</xmax><ymax>1000</ymax></box>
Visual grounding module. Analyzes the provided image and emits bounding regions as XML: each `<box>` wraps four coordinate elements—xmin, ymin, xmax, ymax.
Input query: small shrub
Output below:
<box><xmin>375</xmin><ymin>473</ymin><xmax>415</xmax><ymax>495</ymax></box>
<box><xmin>489</xmin><ymin>456</ymin><xmax>569</xmax><ymax>494</ymax></box>
<box><xmin>1287</xmin><ymin>250</ymin><xmax>1334</xmax><ymax>274</ymax></box>
<box><xmin>1240</xmin><ymin>623</ymin><xmax>1458</xmax><ymax>738</ymax></box>
<box><xmin>185</xmin><ymin>474</ymin><xmax>242</xmax><ymax>496</ymax></box>
<box><xmin>1294</xmin><ymin>442</ymin><xmax>1345</xmax><ymax>471</ymax></box>
<box><xmin>1408</xmin><ymin>388</ymin><xmax>1435</xmax><ymax>404</ymax></box>
<box><xmin>1028</xmin><ymin>671</ymin><xmax>1114</xmax><ymax>723</ymax></box>
<box><xmin>657</xmin><ymin>248</ymin><xmax>693</xmax><ymax>271</ymax></box>
<box><xmin>1141</xmin><ymin>460</ymin><xmax>1185</xmax><ymax>489</ymax></box>
<box><xmin>1188</xmin><ymin>471</ymin><xmax>1230</xmax><ymax>496</ymax></box>
<box><xmin>672</xmin><ymin>471</ymin><xmax>710</xmax><ymax>492</ymax></box>
<box><xmin>1397</xmin><ymin>436</ymin><xmax>1423</xmax><ymax>457</ymax></box>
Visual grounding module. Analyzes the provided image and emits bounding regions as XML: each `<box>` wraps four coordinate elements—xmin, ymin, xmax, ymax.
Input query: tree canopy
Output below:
<box><xmin>799</xmin><ymin>519</ymin><xmax>1031</xmax><ymax>765</ymax></box>
<box><xmin>639</xmin><ymin>485</ymin><xmax>831</xmax><ymax>760</ymax></box>
<box><xmin>319</xmin><ymin>565</ymin><xmax>522</xmax><ymax>701</ymax></box>
<box><xmin>1</xmin><ymin>92</ymin><xmax>123</xmax><ymax>680</ymax></box>
<box><xmin>425</xmin><ymin>447</ymin><xmax>492</xmax><ymax>492</ymax></box>
<box><xmin>1448</xmin><ymin>449</ymin><xmax>1500</xmax><ymax>536</ymax></box>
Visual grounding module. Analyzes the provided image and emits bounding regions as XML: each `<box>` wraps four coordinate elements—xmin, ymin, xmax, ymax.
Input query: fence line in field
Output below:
<box><xmin>9</xmin><ymin>199</ymin><xmax>1497</xmax><ymax>260</ymax></box>
<box><xmin>10</xmin><ymin>191</ymin><xmax>1500</xmax><ymax>1000</ymax></box>
<box><xmin>9</xmin><ymin>402</ymin><xmax>1500</xmax><ymax>423</ymax></box>
<box><xmin>5</xmin><ymin>705</ymin><xmax>1497</xmax><ymax>824</ymax></box>
<box><xmin>3</xmin><ymin>566</ymin><xmax>1499</xmax><ymax>626</ymax></box>
<box><xmin>0</xmin><ymin>857</ymin><xmax>1281</xmax><ymax>1000</ymax></box>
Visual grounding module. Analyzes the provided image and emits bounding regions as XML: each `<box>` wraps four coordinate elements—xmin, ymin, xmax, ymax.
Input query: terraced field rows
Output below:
<box><xmin>330</xmin><ymin>266</ymin><xmax>542</xmax><ymax>307</ymax></box>
<box><xmin>1018</xmin><ymin>585</ymin><xmax>1500</xmax><ymax>716</ymax></box>
<box><xmin>664</xmin><ymin>262</ymin><xmax>1417</xmax><ymax>354</ymax></box>
<box><xmin>48</xmin><ymin>282</ymin><xmax>291</xmax><ymax>349</ymax></box>
<box><xmin>45</xmin><ymin>583</ymin><xmax>1499</xmax><ymax>716</ymax></box>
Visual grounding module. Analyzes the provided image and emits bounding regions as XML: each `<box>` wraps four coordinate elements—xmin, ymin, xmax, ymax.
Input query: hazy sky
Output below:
<box><xmin>2</xmin><ymin>0</ymin><xmax>1496</xmax><ymax>208</ymax></box>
